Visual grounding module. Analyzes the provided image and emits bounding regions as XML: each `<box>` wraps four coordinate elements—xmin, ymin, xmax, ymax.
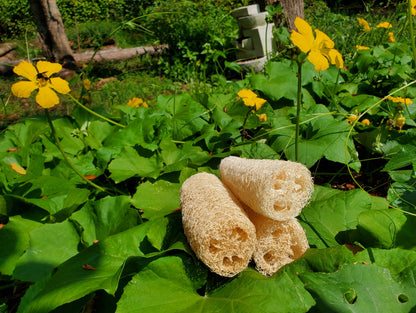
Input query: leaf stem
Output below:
<box><xmin>44</xmin><ymin>109</ymin><xmax>106</xmax><ymax>193</ymax></box>
<box><xmin>68</xmin><ymin>94</ymin><xmax>125</xmax><ymax>128</ymax></box>
<box><xmin>408</xmin><ymin>0</ymin><xmax>416</xmax><ymax>70</ymax></box>
<box><xmin>295</xmin><ymin>60</ymin><xmax>302</xmax><ymax>162</ymax></box>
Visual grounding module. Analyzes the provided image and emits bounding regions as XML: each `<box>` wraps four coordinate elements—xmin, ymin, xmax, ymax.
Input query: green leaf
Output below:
<box><xmin>357</xmin><ymin>209</ymin><xmax>416</xmax><ymax>249</ymax></box>
<box><xmin>0</xmin><ymin>216</ymin><xmax>42</xmax><ymax>276</ymax></box>
<box><xmin>116</xmin><ymin>255</ymin><xmax>315</xmax><ymax>313</ymax></box>
<box><xmin>300</xmin><ymin>263</ymin><xmax>414</xmax><ymax>312</ymax></box>
<box><xmin>231</xmin><ymin>142</ymin><xmax>280</xmax><ymax>159</ymax></box>
<box><xmin>299</xmin><ymin>186</ymin><xmax>387</xmax><ymax>249</ymax></box>
<box><xmin>70</xmin><ymin>195</ymin><xmax>140</xmax><ymax>246</ymax></box>
<box><xmin>108</xmin><ymin>146</ymin><xmax>161</xmax><ymax>183</ymax></box>
<box><xmin>17</xmin><ymin>222</ymin><xmax>154</xmax><ymax>313</ymax></box>
<box><xmin>21</xmin><ymin>176</ymin><xmax>90</xmax><ymax>217</ymax></box>
<box><xmin>131</xmin><ymin>179</ymin><xmax>180</xmax><ymax>220</ymax></box>
<box><xmin>157</xmin><ymin>94</ymin><xmax>209</xmax><ymax>140</ymax></box>
<box><xmin>250</xmin><ymin>61</ymin><xmax>297</xmax><ymax>102</ymax></box>
<box><xmin>13</xmin><ymin>220</ymin><xmax>80</xmax><ymax>282</ymax></box>
<box><xmin>383</xmin><ymin>145</ymin><xmax>416</xmax><ymax>171</ymax></box>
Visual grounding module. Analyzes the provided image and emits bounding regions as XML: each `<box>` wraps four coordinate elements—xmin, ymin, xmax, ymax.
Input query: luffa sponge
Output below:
<box><xmin>246</xmin><ymin>208</ymin><xmax>309</xmax><ymax>276</ymax></box>
<box><xmin>180</xmin><ymin>172</ymin><xmax>256</xmax><ymax>277</ymax></box>
<box><xmin>219</xmin><ymin>156</ymin><xmax>314</xmax><ymax>221</ymax></box>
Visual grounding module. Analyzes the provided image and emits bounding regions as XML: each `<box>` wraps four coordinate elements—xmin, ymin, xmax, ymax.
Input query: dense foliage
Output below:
<box><xmin>1</xmin><ymin>1</ymin><xmax>416</xmax><ymax>312</ymax></box>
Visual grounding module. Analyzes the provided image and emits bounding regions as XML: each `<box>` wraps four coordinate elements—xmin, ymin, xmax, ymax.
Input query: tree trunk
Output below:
<box><xmin>28</xmin><ymin>0</ymin><xmax>74</xmax><ymax>64</ymax></box>
<box><xmin>266</xmin><ymin>0</ymin><xmax>304</xmax><ymax>30</ymax></box>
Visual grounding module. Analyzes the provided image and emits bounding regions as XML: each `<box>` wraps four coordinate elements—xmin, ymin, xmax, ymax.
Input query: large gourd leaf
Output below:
<box><xmin>131</xmin><ymin>179</ymin><xmax>180</xmax><ymax>220</ymax></box>
<box><xmin>70</xmin><ymin>195</ymin><xmax>140</xmax><ymax>246</ymax></box>
<box><xmin>13</xmin><ymin>220</ymin><xmax>80</xmax><ymax>282</ymax></box>
<box><xmin>108</xmin><ymin>146</ymin><xmax>161</xmax><ymax>183</ymax></box>
<box><xmin>17</xmin><ymin>221</ymin><xmax>154</xmax><ymax>313</ymax></box>
<box><xmin>300</xmin><ymin>263</ymin><xmax>414</xmax><ymax>313</ymax></box>
<box><xmin>300</xmin><ymin>186</ymin><xmax>388</xmax><ymax>248</ymax></box>
<box><xmin>116</xmin><ymin>255</ymin><xmax>315</xmax><ymax>313</ymax></box>
<box><xmin>0</xmin><ymin>216</ymin><xmax>42</xmax><ymax>276</ymax></box>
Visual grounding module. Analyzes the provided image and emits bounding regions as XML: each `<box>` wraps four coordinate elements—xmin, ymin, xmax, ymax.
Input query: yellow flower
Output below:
<box><xmin>356</xmin><ymin>45</ymin><xmax>370</xmax><ymax>50</ymax></box>
<box><xmin>11</xmin><ymin>60</ymin><xmax>70</xmax><ymax>108</ymax></box>
<box><xmin>412</xmin><ymin>0</ymin><xmax>416</xmax><ymax>15</ymax></box>
<box><xmin>387</xmin><ymin>95</ymin><xmax>412</xmax><ymax>105</ymax></box>
<box><xmin>361</xmin><ymin>119</ymin><xmax>370</xmax><ymax>126</ymax></box>
<box><xmin>237</xmin><ymin>89</ymin><xmax>266</xmax><ymax>111</ymax></box>
<box><xmin>290</xmin><ymin>17</ymin><xmax>344</xmax><ymax>72</ymax></box>
<box><xmin>388</xmin><ymin>32</ymin><xmax>395</xmax><ymax>43</ymax></box>
<box><xmin>377</xmin><ymin>22</ymin><xmax>392</xmax><ymax>29</ymax></box>
<box><xmin>257</xmin><ymin>113</ymin><xmax>267</xmax><ymax>122</ymax></box>
<box><xmin>346</xmin><ymin>114</ymin><xmax>358</xmax><ymax>124</ymax></box>
<box><xmin>83</xmin><ymin>79</ymin><xmax>91</xmax><ymax>91</ymax></box>
<box><xmin>126</xmin><ymin>97</ymin><xmax>149</xmax><ymax>108</ymax></box>
<box><xmin>357</xmin><ymin>17</ymin><xmax>370</xmax><ymax>32</ymax></box>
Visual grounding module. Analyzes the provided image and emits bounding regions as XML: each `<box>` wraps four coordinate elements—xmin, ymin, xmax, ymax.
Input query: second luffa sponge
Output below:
<box><xmin>219</xmin><ymin>156</ymin><xmax>314</xmax><ymax>220</ymax></box>
<box><xmin>180</xmin><ymin>172</ymin><xmax>256</xmax><ymax>277</ymax></box>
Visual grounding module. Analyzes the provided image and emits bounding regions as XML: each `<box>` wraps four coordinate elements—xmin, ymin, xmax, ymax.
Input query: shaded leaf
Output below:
<box><xmin>0</xmin><ymin>216</ymin><xmax>42</xmax><ymax>276</ymax></box>
<box><xmin>13</xmin><ymin>220</ymin><xmax>80</xmax><ymax>282</ymax></box>
<box><xmin>116</xmin><ymin>255</ymin><xmax>315</xmax><ymax>313</ymax></box>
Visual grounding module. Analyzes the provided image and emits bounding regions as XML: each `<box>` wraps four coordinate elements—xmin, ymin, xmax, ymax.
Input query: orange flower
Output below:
<box><xmin>10</xmin><ymin>163</ymin><xmax>26</xmax><ymax>175</ymax></box>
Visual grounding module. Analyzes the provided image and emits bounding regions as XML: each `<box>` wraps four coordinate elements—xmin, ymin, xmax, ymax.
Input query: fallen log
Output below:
<box><xmin>0</xmin><ymin>44</ymin><xmax>168</xmax><ymax>76</ymax></box>
<box><xmin>0</xmin><ymin>42</ymin><xmax>18</xmax><ymax>57</ymax></box>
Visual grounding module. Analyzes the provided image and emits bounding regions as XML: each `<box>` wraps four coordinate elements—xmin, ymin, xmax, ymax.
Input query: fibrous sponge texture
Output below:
<box><xmin>180</xmin><ymin>172</ymin><xmax>256</xmax><ymax>277</ymax></box>
<box><xmin>246</xmin><ymin>208</ymin><xmax>309</xmax><ymax>276</ymax></box>
<box><xmin>219</xmin><ymin>156</ymin><xmax>314</xmax><ymax>220</ymax></box>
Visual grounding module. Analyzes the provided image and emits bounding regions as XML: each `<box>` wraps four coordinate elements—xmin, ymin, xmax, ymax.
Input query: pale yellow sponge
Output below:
<box><xmin>180</xmin><ymin>172</ymin><xmax>256</xmax><ymax>277</ymax></box>
<box><xmin>219</xmin><ymin>156</ymin><xmax>313</xmax><ymax>220</ymax></box>
<box><xmin>246</xmin><ymin>208</ymin><xmax>309</xmax><ymax>276</ymax></box>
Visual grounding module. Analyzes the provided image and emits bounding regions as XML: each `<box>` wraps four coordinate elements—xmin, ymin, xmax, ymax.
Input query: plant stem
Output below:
<box><xmin>44</xmin><ymin>109</ymin><xmax>106</xmax><ymax>193</ymax></box>
<box><xmin>295</xmin><ymin>60</ymin><xmax>302</xmax><ymax>162</ymax></box>
<box><xmin>68</xmin><ymin>94</ymin><xmax>125</xmax><ymax>128</ymax></box>
<box><xmin>408</xmin><ymin>0</ymin><xmax>416</xmax><ymax>70</ymax></box>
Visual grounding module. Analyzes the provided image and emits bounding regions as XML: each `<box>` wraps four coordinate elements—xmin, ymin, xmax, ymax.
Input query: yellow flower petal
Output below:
<box><xmin>315</xmin><ymin>29</ymin><xmax>334</xmax><ymax>50</ymax></box>
<box><xmin>36</xmin><ymin>61</ymin><xmax>62</xmax><ymax>77</ymax></box>
<box><xmin>328</xmin><ymin>49</ymin><xmax>344</xmax><ymax>69</ymax></box>
<box><xmin>238</xmin><ymin>89</ymin><xmax>257</xmax><ymax>99</ymax></box>
<box><xmin>388</xmin><ymin>32</ymin><xmax>395</xmax><ymax>43</ymax></box>
<box><xmin>377</xmin><ymin>22</ymin><xmax>392</xmax><ymax>29</ymax></box>
<box><xmin>13</xmin><ymin>60</ymin><xmax>37</xmax><ymax>81</ymax></box>
<box><xmin>308</xmin><ymin>50</ymin><xmax>329</xmax><ymax>72</ymax></box>
<box><xmin>49</xmin><ymin>77</ymin><xmax>70</xmax><ymax>94</ymax></box>
<box><xmin>11</xmin><ymin>81</ymin><xmax>38</xmax><ymax>98</ymax></box>
<box><xmin>10</xmin><ymin>163</ymin><xmax>26</xmax><ymax>175</ymax></box>
<box><xmin>357</xmin><ymin>17</ymin><xmax>371</xmax><ymax>32</ymax></box>
<box><xmin>291</xmin><ymin>17</ymin><xmax>314</xmax><ymax>53</ymax></box>
<box><xmin>412</xmin><ymin>0</ymin><xmax>416</xmax><ymax>15</ymax></box>
<box><xmin>36</xmin><ymin>87</ymin><xmax>60</xmax><ymax>108</ymax></box>
<box><xmin>257</xmin><ymin>113</ymin><xmax>267</xmax><ymax>122</ymax></box>
<box><xmin>356</xmin><ymin>45</ymin><xmax>370</xmax><ymax>50</ymax></box>
<box><xmin>254</xmin><ymin>97</ymin><xmax>267</xmax><ymax>111</ymax></box>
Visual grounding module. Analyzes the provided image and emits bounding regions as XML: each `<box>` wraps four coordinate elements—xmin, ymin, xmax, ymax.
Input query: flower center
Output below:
<box><xmin>36</xmin><ymin>72</ymin><xmax>50</xmax><ymax>87</ymax></box>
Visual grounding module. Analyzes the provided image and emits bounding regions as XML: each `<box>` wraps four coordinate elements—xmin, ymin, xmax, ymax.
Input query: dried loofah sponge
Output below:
<box><xmin>219</xmin><ymin>156</ymin><xmax>314</xmax><ymax>220</ymax></box>
<box><xmin>246</xmin><ymin>208</ymin><xmax>309</xmax><ymax>276</ymax></box>
<box><xmin>180</xmin><ymin>172</ymin><xmax>256</xmax><ymax>277</ymax></box>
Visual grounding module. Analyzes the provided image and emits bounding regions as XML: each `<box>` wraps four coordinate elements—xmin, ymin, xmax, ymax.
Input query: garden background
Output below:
<box><xmin>1</xmin><ymin>0</ymin><xmax>416</xmax><ymax>312</ymax></box>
